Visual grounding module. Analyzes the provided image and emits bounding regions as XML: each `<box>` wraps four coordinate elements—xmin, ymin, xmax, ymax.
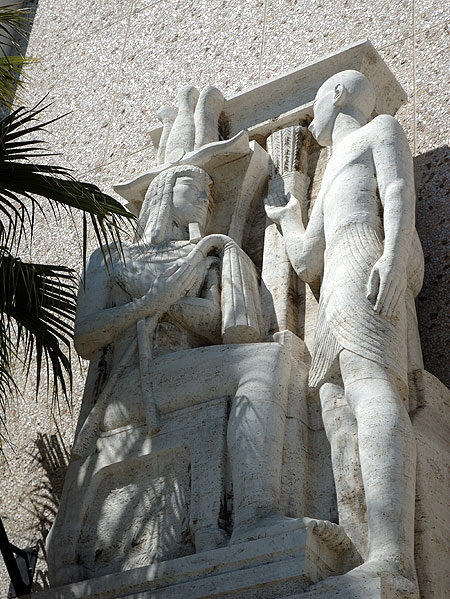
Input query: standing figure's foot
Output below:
<box><xmin>306</xmin><ymin>559</ymin><xmax>419</xmax><ymax>598</ymax></box>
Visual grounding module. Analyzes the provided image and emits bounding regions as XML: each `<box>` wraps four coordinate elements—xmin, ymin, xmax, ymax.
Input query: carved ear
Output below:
<box><xmin>333</xmin><ymin>83</ymin><xmax>347</xmax><ymax>106</ymax></box>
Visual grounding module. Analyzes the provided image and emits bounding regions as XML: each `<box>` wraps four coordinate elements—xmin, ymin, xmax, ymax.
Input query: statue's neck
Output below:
<box><xmin>331</xmin><ymin>111</ymin><xmax>367</xmax><ymax>147</ymax></box>
<box><xmin>139</xmin><ymin>221</ymin><xmax>189</xmax><ymax>244</ymax></box>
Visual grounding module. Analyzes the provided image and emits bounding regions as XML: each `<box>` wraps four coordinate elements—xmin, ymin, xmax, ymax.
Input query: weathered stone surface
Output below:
<box><xmin>40</xmin><ymin>47</ymin><xmax>448</xmax><ymax>599</ymax></box>
<box><xmin>25</xmin><ymin>521</ymin><xmax>360</xmax><ymax>599</ymax></box>
<box><xmin>46</xmin><ymin>82</ymin><xmax>312</xmax><ymax>587</ymax></box>
<box><xmin>0</xmin><ymin>15</ymin><xmax>448</xmax><ymax>596</ymax></box>
<box><xmin>409</xmin><ymin>370</ymin><xmax>450</xmax><ymax>599</ymax></box>
<box><xmin>289</xmin><ymin>573</ymin><xmax>416</xmax><ymax>598</ymax></box>
<box><xmin>149</xmin><ymin>40</ymin><xmax>407</xmax><ymax>150</ymax></box>
<box><xmin>265</xmin><ymin>69</ymin><xmax>424</xmax><ymax>595</ymax></box>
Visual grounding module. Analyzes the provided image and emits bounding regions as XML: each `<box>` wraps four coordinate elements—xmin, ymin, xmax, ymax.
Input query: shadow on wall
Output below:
<box><xmin>16</xmin><ymin>0</ymin><xmax>39</xmax><ymax>59</ymax></box>
<box><xmin>27</xmin><ymin>425</ymin><xmax>69</xmax><ymax>592</ymax></box>
<box><xmin>415</xmin><ymin>144</ymin><xmax>450</xmax><ymax>389</ymax></box>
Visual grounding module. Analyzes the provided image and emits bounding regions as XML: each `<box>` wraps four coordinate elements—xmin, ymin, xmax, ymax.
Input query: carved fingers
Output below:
<box><xmin>366</xmin><ymin>265</ymin><xmax>380</xmax><ymax>302</ymax></box>
<box><xmin>264</xmin><ymin>192</ymin><xmax>299</xmax><ymax>225</ymax></box>
<box><xmin>164</xmin><ymin>260</ymin><xmax>199</xmax><ymax>294</ymax></box>
<box><xmin>147</xmin><ymin>261</ymin><xmax>199</xmax><ymax>311</ymax></box>
<box><xmin>381</xmin><ymin>276</ymin><xmax>407</xmax><ymax>319</ymax></box>
<box><xmin>366</xmin><ymin>257</ymin><xmax>406</xmax><ymax>319</ymax></box>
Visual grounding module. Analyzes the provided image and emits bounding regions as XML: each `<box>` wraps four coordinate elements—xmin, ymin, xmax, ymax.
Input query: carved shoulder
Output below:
<box><xmin>76</xmin><ymin>247</ymin><xmax>114</xmax><ymax>321</ymax></box>
<box><xmin>369</xmin><ymin>114</ymin><xmax>414</xmax><ymax>200</ymax></box>
<box><xmin>84</xmin><ymin>244</ymin><xmax>118</xmax><ymax>276</ymax></box>
<box><xmin>369</xmin><ymin>114</ymin><xmax>408</xmax><ymax>145</ymax></box>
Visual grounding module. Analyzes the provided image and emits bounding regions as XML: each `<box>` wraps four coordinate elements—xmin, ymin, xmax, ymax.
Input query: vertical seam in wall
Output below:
<box><xmin>258</xmin><ymin>0</ymin><xmax>269</xmax><ymax>83</ymax></box>
<box><xmin>412</xmin><ymin>0</ymin><xmax>417</xmax><ymax>156</ymax></box>
<box><xmin>100</xmin><ymin>2</ymin><xmax>135</xmax><ymax>167</ymax></box>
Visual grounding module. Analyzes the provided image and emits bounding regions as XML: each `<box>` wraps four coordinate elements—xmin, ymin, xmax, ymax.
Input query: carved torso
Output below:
<box><xmin>319</xmin><ymin>125</ymin><xmax>382</xmax><ymax>243</ymax></box>
<box><xmin>110</xmin><ymin>241</ymin><xmax>217</xmax><ymax>358</ymax></box>
<box><xmin>111</xmin><ymin>240</ymin><xmax>200</xmax><ymax>303</ymax></box>
<box><xmin>99</xmin><ymin>241</ymin><xmax>219</xmax><ymax>431</ymax></box>
<box><xmin>308</xmin><ymin>120</ymin><xmax>421</xmax><ymax>388</ymax></box>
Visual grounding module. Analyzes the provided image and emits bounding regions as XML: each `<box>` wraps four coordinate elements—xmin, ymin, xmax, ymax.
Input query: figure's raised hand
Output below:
<box><xmin>264</xmin><ymin>192</ymin><xmax>301</xmax><ymax>226</ymax></box>
<box><xmin>366</xmin><ymin>255</ymin><xmax>407</xmax><ymax>319</ymax></box>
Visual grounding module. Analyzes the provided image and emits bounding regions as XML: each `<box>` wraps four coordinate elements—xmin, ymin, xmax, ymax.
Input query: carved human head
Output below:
<box><xmin>138</xmin><ymin>165</ymin><xmax>213</xmax><ymax>244</ymax></box>
<box><xmin>309</xmin><ymin>70</ymin><xmax>376</xmax><ymax>146</ymax></box>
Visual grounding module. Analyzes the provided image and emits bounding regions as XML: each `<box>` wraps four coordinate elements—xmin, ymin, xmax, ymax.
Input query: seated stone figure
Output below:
<box><xmin>47</xmin><ymin>162</ymin><xmax>303</xmax><ymax>586</ymax></box>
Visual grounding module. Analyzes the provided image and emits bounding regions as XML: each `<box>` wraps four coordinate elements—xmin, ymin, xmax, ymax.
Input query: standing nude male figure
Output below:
<box><xmin>265</xmin><ymin>70</ymin><xmax>423</xmax><ymax>594</ymax></box>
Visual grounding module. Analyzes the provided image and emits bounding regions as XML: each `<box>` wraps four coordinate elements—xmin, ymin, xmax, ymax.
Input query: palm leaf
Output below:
<box><xmin>0</xmin><ymin>3</ymin><xmax>34</xmax><ymax>108</ymax></box>
<box><xmin>0</xmin><ymin>248</ymin><xmax>77</xmax><ymax>415</ymax></box>
<box><xmin>0</xmin><ymin>55</ymin><xmax>33</xmax><ymax>107</ymax></box>
<box><xmin>0</xmin><ymin>102</ymin><xmax>135</xmax><ymax>260</ymax></box>
<box><xmin>0</xmin><ymin>6</ymin><xmax>136</xmax><ymax>422</ymax></box>
<box><xmin>0</xmin><ymin>103</ymin><xmax>135</xmax><ymax>413</ymax></box>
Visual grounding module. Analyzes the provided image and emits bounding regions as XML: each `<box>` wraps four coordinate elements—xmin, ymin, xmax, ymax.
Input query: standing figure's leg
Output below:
<box><xmin>339</xmin><ymin>350</ymin><xmax>417</xmax><ymax>587</ymax></box>
<box><xmin>319</xmin><ymin>381</ymin><xmax>367</xmax><ymax>557</ymax></box>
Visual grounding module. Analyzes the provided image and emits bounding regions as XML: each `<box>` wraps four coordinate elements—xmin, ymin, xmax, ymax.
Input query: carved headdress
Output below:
<box><xmin>137</xmin><ymin>165</ymin><xmax>212</xmax><ymax>244</ymax></box>
<box><xmin>113</xmin><ymin>86</ymin><xmax>250</xmax><ymax>214</ymax></box>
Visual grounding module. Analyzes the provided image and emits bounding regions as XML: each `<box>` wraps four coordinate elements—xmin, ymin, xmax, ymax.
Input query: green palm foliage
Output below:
<box><xmin>0</xmin><ymin>2</ymin><xmax>33</xmax><ymax>107</ymax></box>
<box><xmin>0</xmin><ymin>5</ymin><xmax>135</xmax><ymax>425</ymax></box>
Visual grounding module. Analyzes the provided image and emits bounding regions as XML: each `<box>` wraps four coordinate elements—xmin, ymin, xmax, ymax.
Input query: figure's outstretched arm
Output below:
<box><xmin>74</xmin><ymin>250</ymin><xmax>199</xmax><ymax>359</ymax></box>
<box><xmin>366</xmin><ymin>115</ymin><xmax>416</xmax><ymax>319</ymax></box>
<box><xmin>264</xmin><ymin>192</ymin><xmax>325</xmax><ymax>282</ymax></box>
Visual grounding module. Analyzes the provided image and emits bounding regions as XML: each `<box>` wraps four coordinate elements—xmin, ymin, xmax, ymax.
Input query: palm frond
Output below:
<box><xmin>0</xmin><ymin>247</ymin><xmax>77</xmax><ymax>413</ymax></box>
<box><xmin>0</xmin><ymin>3</ymin><xmax>34</xmax><ymax>108</ymax></box>
<box><xmin>0</xmin><ymin>8</ymin><xmax>136</xmax><ymax>417</ymax></box>
<box><xmin>0</xmin><ymin>55</ymin><xmax>33</xmax><ymax>107</ymax></box>
<box><xmin>0</xmin><ymin>101</ymin><xmax>135</xmax><ymax>413</ymax></box>
<box><xmin>0</xmin><ymin>102</ymin><xmax>135</xmax><ymax>260</ymax></box>
<box><xmin>0</xmin><ymin>3</ymin><xmax>30</xmax><ymax>37</ymax></box>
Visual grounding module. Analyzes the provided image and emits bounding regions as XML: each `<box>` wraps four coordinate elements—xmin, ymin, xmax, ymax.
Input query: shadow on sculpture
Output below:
<box><xmin>266</xmin><ymin>70</ymin><xmax>423</xmax><ymax>597</ymax></box>
<box><xmin>415</xmin><ymin>144</ymin><xmax>450</xmax><ymax>388</ymax></box>
<box><xmin>43</xmin><ymin>58</ymin><xmax>450</xmax><ymax>599</ymax></box>
<box><xmin>46</xmin><ymin>87</ymin><xmax>314</xmax><ymax>588</ymax></box>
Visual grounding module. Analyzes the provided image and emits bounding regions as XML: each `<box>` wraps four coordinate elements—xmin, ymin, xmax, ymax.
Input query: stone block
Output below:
<box><xmin>288</xmin><ymin>573</ymin><xmax>416</xmax><ymax>598</ymax></box>
<box><xmin>24</xmin><ymin>521</ymin><xmax>360</xmax><ymax>599</ymax></box>
<box><xmin>414</xmin><ymin>25</ymin><xmax>450</xmax><ymax>154</ymax></box>
<box><xmin>409</xmin><ymin>370</ymin><xmax>450</xmax><ymax>598</ymax></box>
<box><xmin>23</xmin><ymin>18</ymin><xmax>128</xmax><ymax>174</ymax></box>
<box><xmin>29</xmin><ymin>0</ymin><xmax>130</xmax><ymax>50</ymax></box>
<box><xmin>149</xmin><ymin>40</ymin><xmax>408</xmax><ymax>151</ymax></box>
<box><xmin>104</xmin><ymin>0</ymin><xmax>264</xmax><ymax>164</ymax></box>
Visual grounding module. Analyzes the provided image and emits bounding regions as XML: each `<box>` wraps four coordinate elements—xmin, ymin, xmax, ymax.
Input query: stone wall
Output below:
<box><xmin>0</xmin><ymin>0</ymin><xmax>448</xmax><ymax>594</ymax></box>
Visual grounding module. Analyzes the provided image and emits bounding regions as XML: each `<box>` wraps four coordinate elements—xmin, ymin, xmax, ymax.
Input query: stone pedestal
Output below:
<box><xmin>26</xmin><ymin>521</ymin><xmax>360</xmax><ymax>599</ymax></box>
<box><xmin>289</xmin><ymin>575</ymin><xmax>417</xmax><ymax>599</ymax></box>
<box><xmin>409</xmin><ymin>370</ymin><xmax>450</xmax><ymax>598</ymax></box>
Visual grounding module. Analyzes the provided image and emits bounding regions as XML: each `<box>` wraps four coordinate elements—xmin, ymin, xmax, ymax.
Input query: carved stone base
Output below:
<box><xmin>27</xmin><ymin>521</ymin><xmax>360</xmax><ymax>599</ymax></box>
<box><xmin>288</xmin><ymin>574</ymin><xmax>418</xmax><ymax>599</ymax></box>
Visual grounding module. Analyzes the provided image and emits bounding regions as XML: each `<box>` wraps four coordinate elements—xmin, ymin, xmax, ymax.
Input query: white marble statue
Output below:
<box><xmin>47</xmin><ymin>119</ymin><xmax>301</xmax><ymax>584</ymax></box>
<box><xmin>265</xmin><ymin>70</ymin><xmax>424</xmax><ymax>596</ymax></box>
<box><xmin>39</xmin><ymin>48</ymin><xmax>450</xmax><ymax>599</ymax></box>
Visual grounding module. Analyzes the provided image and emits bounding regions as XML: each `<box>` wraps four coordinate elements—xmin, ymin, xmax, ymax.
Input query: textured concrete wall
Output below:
<box><xmin>0</xmin><ymin>0</ymin><xmax>448</xmax><ymax>593</ymax></box>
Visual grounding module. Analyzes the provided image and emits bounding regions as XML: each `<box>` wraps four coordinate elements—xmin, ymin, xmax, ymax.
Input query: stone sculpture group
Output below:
<box><xmin>46</xmin><ymin>65</ymin><xmax>429</xmax><ymax>599</ymax></box>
